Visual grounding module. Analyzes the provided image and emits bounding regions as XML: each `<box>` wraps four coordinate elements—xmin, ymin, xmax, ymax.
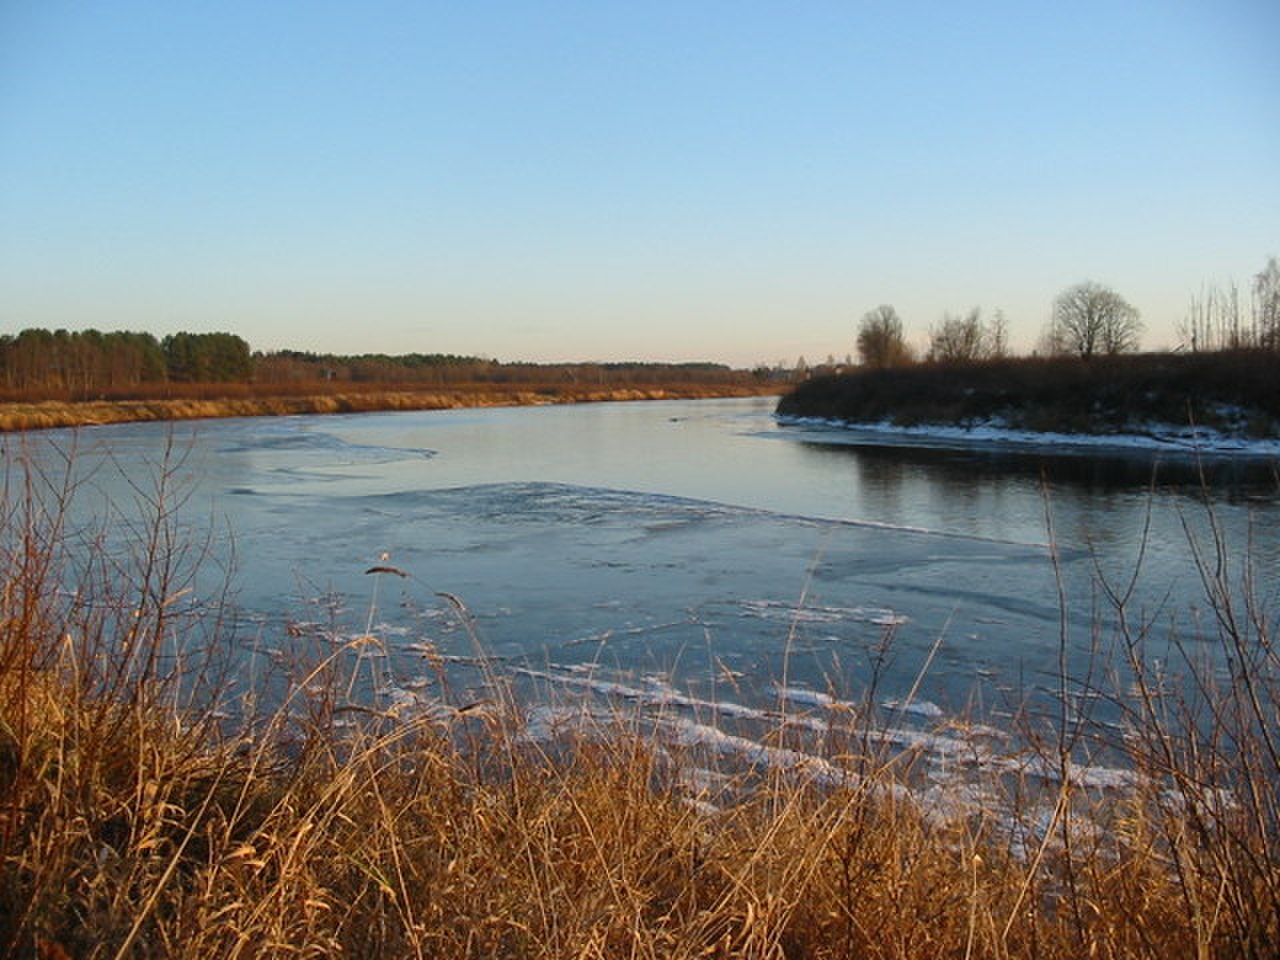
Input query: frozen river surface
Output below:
<box><xmin>15</xmin><ymin>396</ymin><xmax>1280</xmax><ymax>734</ymax></box>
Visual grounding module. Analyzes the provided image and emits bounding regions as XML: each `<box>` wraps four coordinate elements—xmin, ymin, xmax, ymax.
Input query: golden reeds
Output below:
<box><xmin>0</xmin><ymin>384</ymin><xmax>780</xmax><ymax>433</ymax></box>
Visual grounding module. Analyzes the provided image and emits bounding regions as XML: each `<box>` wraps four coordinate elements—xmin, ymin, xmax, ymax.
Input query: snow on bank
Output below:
<box><xmin>775</xmin><ymin>414</ymin><xmax>1280</xmax><ymax>459</ymax></box>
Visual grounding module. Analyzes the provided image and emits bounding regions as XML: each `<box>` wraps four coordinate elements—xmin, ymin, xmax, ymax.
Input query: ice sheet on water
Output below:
<box><xmin>379</xmin><ymin>480</ymin><xmax>759</xmax><ymax>529</ymax></box>
<box><xmin>739</xmin><ymin>598</ymin><xmax>909</xmax><ymax>627</ymax></box>
<box><xmin>881</xmin><ymin>697</ymin><xmax>944</xmax><ymax>719</ymax></box>
<box><xmin>516</xmin><ymin>666</ymin><xmax>1145</xmax><ymax>811</ymax></box>
<box><xmin>660</xmin><ymin>716</ymin><xmax>869</xmax><ymax>791</ymax></box>
<box><xmin>214</xmin><ymin>418</ymin><xmax>437</xmax><ymax>461</ymax></box>
<box><xmin>1008</xmin><ymin>755</ymin><xmax>1138</xmax><ymax>791</ymax></box>
<box><xmin>223</xmin><ymin>478</ymin><xmax>1086</xmax><ymax>725</ymax></box>
<box><xmin>523</xmin><ymin>667</ymin><xmax>966</xmax><ymax>762</ymax></box>
<box><xmin>523</xmin><ymin>665</ymin><xmax>1178</xmax><ymax>847</ymax></box>
<box><xmin>785</xmin><ymin>688</ymin><xmax>946</xmax><ymax>722</ymax></box>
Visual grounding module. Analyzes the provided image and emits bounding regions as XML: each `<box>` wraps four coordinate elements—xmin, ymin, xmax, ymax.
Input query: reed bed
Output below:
<box><xmin>0</xmin><ymin>384</ymin><xmax>779</xmax><ymax>433</ymax></box>
<box><xmin>0</xmin><ymin>449</ymin><xmax>1276</xmax><ymax>958</ymax></box>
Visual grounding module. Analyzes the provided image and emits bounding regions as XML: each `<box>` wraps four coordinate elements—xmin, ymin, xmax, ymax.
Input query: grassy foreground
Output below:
<box><xmin>1</xmin><ymin>456</ymin><xmax>1278</xmax><ymax>958</ymax></box>
<box><xmin>0</xmin><ymin>382</ymin><xmax>780</xmax><ymax>432</ymax></box>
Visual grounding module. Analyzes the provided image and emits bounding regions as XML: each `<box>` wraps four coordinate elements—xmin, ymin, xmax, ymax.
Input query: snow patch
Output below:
<box><xmin>776</xmin><ymin>414</ymin><xmax>1280</xmax><ymax>459</ymax></box>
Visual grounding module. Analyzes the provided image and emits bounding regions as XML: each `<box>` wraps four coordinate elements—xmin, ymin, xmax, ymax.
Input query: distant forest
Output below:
<box><xmin>0</xmin><ymin>328</ymin><xmax>758</xmax><ymax>401</ymax></box>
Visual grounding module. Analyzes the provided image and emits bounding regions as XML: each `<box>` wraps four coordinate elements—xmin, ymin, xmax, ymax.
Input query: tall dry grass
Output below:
<box><xmin>0</xmin><ymin>382</ymin><xmax>782</xmax><ymax>433</ymax></box>
<box><xmin>0</xmin><ymin>444</ymin><xmax>1276</xmax><ymax>958</ymax></box>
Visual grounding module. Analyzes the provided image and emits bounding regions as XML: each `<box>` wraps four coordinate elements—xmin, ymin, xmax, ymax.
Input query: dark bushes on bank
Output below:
<box><xmin>777</xmin><ymin>350</ymin><xmax>1280</xmax><ymax>436</ymax></box>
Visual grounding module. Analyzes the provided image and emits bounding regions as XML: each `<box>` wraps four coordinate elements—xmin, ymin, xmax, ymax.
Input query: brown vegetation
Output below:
<box><xmin>1</xmin><ymin>445</ymin><xmax>1277</xmax><ymax>956</ymax></box>
<box><xmin>0</xmin><ymin>382</ymin><xmax>780</xmax><ymax>433</ymax></box>
<box><xmin>855</xmin><ymin>305</ymin><xmax>914</xmax><ymax>370</ymax></box>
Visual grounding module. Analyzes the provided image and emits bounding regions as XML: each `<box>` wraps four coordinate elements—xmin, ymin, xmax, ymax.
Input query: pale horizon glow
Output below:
<box><xmin>1</xmin><ymin>2</ymin><xmax>1277</xmax><ymax>368</ymax></box>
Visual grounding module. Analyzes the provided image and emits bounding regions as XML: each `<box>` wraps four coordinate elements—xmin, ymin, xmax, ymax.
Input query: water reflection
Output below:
<box><xmin>799</xmin><ymin>438</ymin><xmax>1279</xmax><ymax>497</ymax></box>
<box><xmin>794</xmin><ymin>437</ymin><xmax>1280</xmax><ymax>583</ymax></box>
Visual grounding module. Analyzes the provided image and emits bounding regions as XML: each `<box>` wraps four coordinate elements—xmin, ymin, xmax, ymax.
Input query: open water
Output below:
<box><xmin>8</xmin><ymin>397</ymin><xmax>1279</xmax><ymax>750</ymax></box>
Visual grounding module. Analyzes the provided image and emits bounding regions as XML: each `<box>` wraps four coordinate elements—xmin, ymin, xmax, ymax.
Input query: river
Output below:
<box><xmin>8</xmin><ymin>396</ymin><xmax>1279</xmax><ymax>746</ymax></box>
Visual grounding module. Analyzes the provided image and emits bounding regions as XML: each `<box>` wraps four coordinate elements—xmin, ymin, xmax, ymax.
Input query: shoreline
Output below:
<box><xmin>775</xmin><ymin>413</ymin><xmax>1280</xmax><ymax>460</ymax></box>
<box><xmin>0</xmin><ymin>383</ymin><xmax>781</xmax><ymax>432</ymax></box>
<box><xmin>775</xmin><ymin>353</ymin><xmax>1280</xmax><ymax>459</ymax></box>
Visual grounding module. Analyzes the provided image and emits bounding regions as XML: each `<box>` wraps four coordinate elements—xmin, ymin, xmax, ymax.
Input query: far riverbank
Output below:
<box><xmin>0</xmin><ymin>383</ymin><xmax>781</xmax><ymax>432</ymax></box>
<box><xmin>777</xmin><ymin>350</ymin><xmax>1280</xmax><ymax>444</ymax></box>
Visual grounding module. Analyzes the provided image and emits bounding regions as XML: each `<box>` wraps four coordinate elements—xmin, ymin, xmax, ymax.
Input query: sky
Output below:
<box><xmin>1</xmin><ymin>1</ymin><xmax>1277</xmax><ymax>368</ymax></box>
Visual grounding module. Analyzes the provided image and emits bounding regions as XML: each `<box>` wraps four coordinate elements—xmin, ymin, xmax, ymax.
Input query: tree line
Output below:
<box><xmin>253</xmin><ymin>352</ymin><xmax>747</xmax><ymax>389</ymax></box>
<box><xmin>0</xmin><ymin>330</ymin><xmax>251</xmax><ymax>393</ymax></box>
<box><xmin>0</xmin><ymin>329</ymin><xmax>753</xmax><ymax>399</ymax></box>
<box><xmin>851</xmin><ymin>256</ymin><xmax>1280</xmax><ymax>370</ymax></box>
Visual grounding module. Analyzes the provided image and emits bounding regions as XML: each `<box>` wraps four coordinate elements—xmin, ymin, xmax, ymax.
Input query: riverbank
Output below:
<box><xmin>0</xmin><ymin>382</ymin><xmax>781</xmax><ymax>431</ymax></box>
<box><xmin>777</xmin><ymin>350</ymin><xmax>1280</xmax><ymax>444</ymax></box>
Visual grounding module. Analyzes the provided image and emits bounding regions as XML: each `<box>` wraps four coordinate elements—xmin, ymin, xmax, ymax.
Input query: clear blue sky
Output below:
<box><xmin>2</xmin><ymin>1</ymin><xmax>1276</xmax><ymax>366</ymax></box>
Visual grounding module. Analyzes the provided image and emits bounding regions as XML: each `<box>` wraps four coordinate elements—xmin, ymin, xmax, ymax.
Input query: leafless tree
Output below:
<box><xmin>1180</xmin><ymin>281</ymin><xmax>1245</xmax><ymax>352</ymax></box>
<box><xmin>927</xmin><ymin>307</ymin><xmax>1008</xmax><ymax>363</ymax></box>
<box><xmin>856</xmin><ymin>305</ymin><xmax>913</xmax><ymax>369</ymax></box>
<box><xmin>989</xmin><ymin>309</ymin><xmax>1009</xmax><ymax>358</ymax></box>
<box><xmin>1047</xmin><ymin>282</ymin><xmax>1142</xmax><ymax>359</ymax></box>
<box><xmin>1254</xmin><ymin>256</ymin><xmax>1280</xmax><ymax>349</ymax></box>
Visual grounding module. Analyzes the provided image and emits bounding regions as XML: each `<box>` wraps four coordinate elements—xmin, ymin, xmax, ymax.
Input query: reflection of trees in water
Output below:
<box><xmin>799</xmin><ymin>440</ymin><xmax>1277</xmax><ymax>498</ymax></box>
<box><xmin>847</xmin><ymin>450</ymin><xmax>909</xmax><ymax>520</ymax></box>
<box><xmin>796</xmin><ymin>440</ymin><xmax>1280</xmax><ymax>571</ymax></box>
<box><xmin>845</xmin><ymin>446</ymin><xmax>1030</xmax><ymax>539</ymax></box>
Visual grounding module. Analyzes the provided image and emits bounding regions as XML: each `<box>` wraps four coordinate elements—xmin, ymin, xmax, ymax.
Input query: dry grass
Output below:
<box><xmin>0</xmin><ymin>383</ymin><xmax>781</xmax><ymax>433</ymax></box>
<box><xmin>0</xmin><ymin>449</ymin><xmax>1276</xmax><ymax>958</ymax></box>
